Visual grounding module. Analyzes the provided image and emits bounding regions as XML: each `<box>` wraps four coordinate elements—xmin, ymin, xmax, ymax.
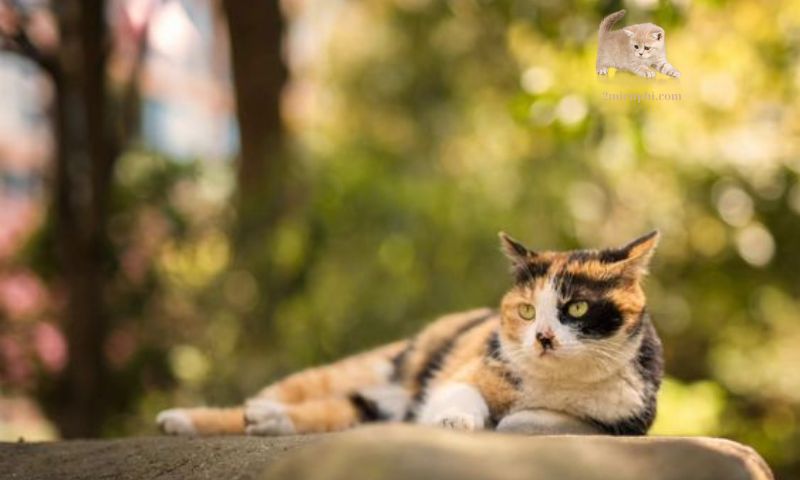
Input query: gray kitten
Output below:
<box><xmin>596</xmin><ymin>10</ymin><xmax>680</xmax><ymax>79</ymax></box>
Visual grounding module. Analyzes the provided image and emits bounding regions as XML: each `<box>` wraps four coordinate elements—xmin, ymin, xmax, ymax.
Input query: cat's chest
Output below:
<box><xmin>513</xmin><ymin>368</ymin><xmax>645</xmax><ymax>423</ymax></box>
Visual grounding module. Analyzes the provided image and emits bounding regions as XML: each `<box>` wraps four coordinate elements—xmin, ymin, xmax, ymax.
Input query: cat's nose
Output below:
<box><xmin>536</xmin><ymin>331</ymin><xmax>555</xmax><ymax>351</ymax></box>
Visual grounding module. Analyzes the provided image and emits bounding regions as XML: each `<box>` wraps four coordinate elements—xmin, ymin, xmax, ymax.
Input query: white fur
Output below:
<box><xmin>417</xmin><ymin>382</ymin><xmax>489</xmax><ymax>431</ymax></box>
<box><xmin>156</xmin><ymin>408</ymin><xmax>196</xmax><ymax>435</ymax></box>
<box><xmin>244</xmin><ymin>399</ymin><xmax>296</xmax><ymax>436</ymax></box>
<box><xmin>371</xmin><ymin>359</ymin><xmax>395</xmax><ymax>381</ymax></box>
<box><xmin>523</xmin><ymin>280</ymin><xmax>578</xmax><ymax>351</ymax></box>
<box><xmin>515</xmin><ymin>361</ymin><xmax>645</xmax><ymax>424</ymax></box>
<box><xmin>357</xmin><ymin>384</ymin><xmax>412</xmax><ymax>422</ymax></box>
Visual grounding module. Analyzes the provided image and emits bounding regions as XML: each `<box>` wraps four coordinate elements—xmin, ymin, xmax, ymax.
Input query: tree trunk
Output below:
<box><xmin>222</xmin><ymin>0</ymin><xmax>288</xmax><ymax>209</ymax></box>
<box><xmin>50</xmin><ymin>0</ymin><xmax>116</xmax><ymax>438</ymax></box>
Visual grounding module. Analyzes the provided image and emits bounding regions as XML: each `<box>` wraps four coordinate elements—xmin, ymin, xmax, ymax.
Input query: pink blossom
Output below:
<box><xmin>33</xmin><ymin>323</ymin><xmax>67</xmax><ymax>373</ymax></box>
<box><xmin>0</xmin><ymin>270</ymin><xmax>48</xmax><ymax>319</ymax></box>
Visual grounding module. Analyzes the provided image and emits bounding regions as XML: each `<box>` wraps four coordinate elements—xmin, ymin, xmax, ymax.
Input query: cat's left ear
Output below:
<box><xmin>623</xmin><ymin>28</ymin><xmax>635</xmax><ymax>38</ymax></box>
<box><xmin>603</xmin><ymin>230</ymin><xmax>660</xmax><ymax>277</ymax></box>
<box><xmin>499</xmin><ymin>232</ymin><xmax>535</xmax><ymax>265</ymax></box>
<box><xmin>651</xmin><ymin>29</ymin><xmax>664</xmax><ymax>41</ymax></box>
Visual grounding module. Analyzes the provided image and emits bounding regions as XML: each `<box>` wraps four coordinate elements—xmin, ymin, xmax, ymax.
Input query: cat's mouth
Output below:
<box><xmin>538</xmin><ymin>349</ymin><xmax>554</xmax><ymax>358</ymax></box>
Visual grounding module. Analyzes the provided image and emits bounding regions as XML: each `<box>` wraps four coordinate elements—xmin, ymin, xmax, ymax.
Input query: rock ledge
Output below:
<box><xmin>1</xmin><ymin>424</ymin><xmax>773</xmax><ymax>480</ymax></box>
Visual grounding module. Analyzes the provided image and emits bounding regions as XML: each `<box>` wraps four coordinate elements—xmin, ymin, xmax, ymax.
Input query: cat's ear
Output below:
<box><xmin>603</xmin><ymin>230</ymin><xmax>660</xmax><ymax>277</ymax></box>
<box><xmin>499</xmin><ymin>232</ymin><xmax>534</xmax><ymax>264</ymax></box>
<box><xmin>497</xmin><ymin>232</ymin><xmax>533</xmax><ymax>262</ymax></box>
<box><xmin>623</xmin><ymin>28</ymin><xmax>635</xmax><ymax>38</ymax></box>
<box><xmin>651</xmin><ymin>29</ymin><xmax>664</xmax><ymax>41</ymax></box>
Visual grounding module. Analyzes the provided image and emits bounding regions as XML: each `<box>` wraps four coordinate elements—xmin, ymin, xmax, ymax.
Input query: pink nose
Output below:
<box><xmin>536</xmin><ymin>330</ymin><xmax>555</xmax><ymax>350</ymax></box>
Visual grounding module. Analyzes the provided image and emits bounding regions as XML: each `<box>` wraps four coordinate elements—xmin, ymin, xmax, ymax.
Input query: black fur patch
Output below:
<box><xmin>484</xmin><ymin>331</ymin><xmax>522</xmax><ymax>389</ymax></box>
<box><xmin>597</xmin><ymin>248</ymin><xmax>628</xmax><ymax>263</ymax></box>
<box><xmin>567</xmin><ymin>251</ymin><xmax>596</xmax><ymax>263</ymax></box>
<box><xmin>634</xmin><ymin>317</ymin><xmax>664</xmax><ymax>391</ymax></box>
<box><xmin>514</xmin><ymin>261</ymin><xmax>551</xmax><ymax>285</ymax></box>
<box><xmin>348</xmin><ymin>393</ymin><xmax>390</xmax><ymax>422</ymax></box>
<box><xmin>389</xmin><ymin>345</ymin><xmax>410</xmax><ymax>382</ymax></box>
<box><xmin>486</xmin><ymin>331</ymin><xmax>505</xmax><ymax>362</ymax></box>
<box><xmin>587</xmin><ymin>410</ymin><xmax>653</xmax><ymax>436</ymax></box>
<box><xmin>555</xmin><ymin>272</ymin><xmax>623</xmax><ymax>295</ymax></box>
<box><xmin>559</xmin><ymin>299</ymin><xmax>624</xmax><ymax>339</ymax></box>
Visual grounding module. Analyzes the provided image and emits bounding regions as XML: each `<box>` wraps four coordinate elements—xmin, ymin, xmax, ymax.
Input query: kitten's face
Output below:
<box><xmin>498</xmin><ymin>231</ymin><xmax>658</xmax><ymax>380</ymax></box>
<box><xmin>624</xmin><ymin>26</ymin><xmax>665</xmax><ymax>61</ymax></box>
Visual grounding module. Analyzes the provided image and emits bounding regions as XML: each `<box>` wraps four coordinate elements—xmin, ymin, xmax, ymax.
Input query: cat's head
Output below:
<box><xmin>497</xmin><ymin>231</ymin><xmax>659</xmax><ymax>380</ymax></box>
<box><xmin>623</xmin><ymin>24</ymin><xmax>665</xmax><ymax>60</ymax></box>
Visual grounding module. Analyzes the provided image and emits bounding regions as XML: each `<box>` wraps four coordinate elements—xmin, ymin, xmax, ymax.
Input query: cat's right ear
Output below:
<box><xmin>623</xmin><ymin>28</ymin><xmax>635</xmax><ymax>38</ymax></box>
<box><xmin>499</xmin><ymin>232</ymin><xmax>535</xmax><ymax>266</ymax></box>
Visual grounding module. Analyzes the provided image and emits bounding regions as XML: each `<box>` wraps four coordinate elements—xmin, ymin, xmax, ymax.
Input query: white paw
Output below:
<box><xmin>668</xmin><ymin>70</ymin><xmax>681</xmax><ymax>78</ymax></box>
<box><xmin>432</xmin><ymin>410</ymin><xmax>485</xmax><ymax>431</ymax></box>
<box><xmin>639</xmin><ymin>70</ymin><xmax>655</xmax><ymax>79</ymax></box>
<box><xmin>156</xmin><ymin>409</ymin><xmax>196</xmax><ymax>435</ymax></box>
<box><xmin>244</xmin><ymin>399</ymin><xmax>295</xmax><ymax>436</ymax></box>
<box><xmin>596</xmin><ymin>67</ymin><xmax>608</xmax><ymax>76</ymax></box>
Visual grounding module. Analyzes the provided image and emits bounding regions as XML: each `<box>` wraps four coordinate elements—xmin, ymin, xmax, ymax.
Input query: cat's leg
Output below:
<box><xmin>417</xmin><ymin>382</ymin><xmax>489</xmax><ymax>431</ymax></box>
<box><xmin>654</xmin><ymin>59</ymin><xmax>681</xmax><ymax>78</ymax></box>
<box><xmin>157</xmin><ymin>407</ymin><xmax>245</xmax><ymax>435</ymax></box>
<box><xmin>246</xmin><ymin>384</ymin><xmax>410</xmax><ymax>435</ymax></box>
<box><xmin>157</xmin><ymin>340</ymin><xmax>408</xmax><ymax>435</ymax></box>
<box><xmin>496</xmin><ymin>409</ymin><xmax>601</xmax><ymax>435</ymax></box>
<box><xmin>595</xmin><ymin>53</ymin><xmax>610</xmax><ymax>75</ymax></box>
<box><xmin>244</xmin><ymin>396</ymin><xmax>357</xmax><ymax>435</ymax></box>
<box><xmin>632</xmin><ymin>65</ymin><xmax>656</xmax><ymax>79</ymax></box>
<box><xmin>596</xmin><ymin>58</ymin><xmax>609</xmax><ymax>76</ymax></box>
<box><xmin>416</xmin><ymin>357</ymin><xmax>518</xmax><ymax>432</ymax></box>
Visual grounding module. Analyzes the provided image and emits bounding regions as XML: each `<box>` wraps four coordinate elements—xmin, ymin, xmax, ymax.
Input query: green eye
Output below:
<box><xmin>518</xmin><ymin>303</ymin><xmax>536</xmax><ymax>321</ymax></box>
<box><xmin>567</xmin><ymin>301</ymin><xmax>589</xmax><ymax>318</ymax></box>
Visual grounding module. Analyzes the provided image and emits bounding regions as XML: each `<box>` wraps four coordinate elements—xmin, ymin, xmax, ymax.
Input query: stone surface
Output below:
<box><xmin>1</xmin><ymin>434</ymin><xmax>319</xmax><ymax>480</ymax></box>
<box><xmin>1</xmin><ymin>424</ymin><xmax>773</xmax><ymax>480</ymax></box>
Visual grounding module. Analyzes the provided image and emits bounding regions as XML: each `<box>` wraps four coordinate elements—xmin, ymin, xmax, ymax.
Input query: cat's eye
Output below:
<box><xmin>518</xmin><ymin>303</ymin><xmax>536</xmax><ymax>321</ymax></box>
<box><xmin>567</xmin><ymin>301</ymin><xmax>589</xmax><ymax>318</ymax></box>
<box><xmin>644</xmin><ymin>46</ymin><xmax>651</xmax><ymax>51</ymax></box>
<box><xmin>634</xmin><ymin>45</ymin><xmax>639</xmax><ymax>49</ymax></box>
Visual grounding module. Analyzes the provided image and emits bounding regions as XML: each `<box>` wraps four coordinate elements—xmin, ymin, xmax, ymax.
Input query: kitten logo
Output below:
<box><xmin>596</xmin><ymin>10</ymin><xmax>681</xmax><ymax>79</ymax></box>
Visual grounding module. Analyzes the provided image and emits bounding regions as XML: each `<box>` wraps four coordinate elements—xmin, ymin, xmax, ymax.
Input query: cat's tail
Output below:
<box><xmin>599</xmin><ymin>9</ymin><xmax>626</xmax><ymax>36</ymax></box>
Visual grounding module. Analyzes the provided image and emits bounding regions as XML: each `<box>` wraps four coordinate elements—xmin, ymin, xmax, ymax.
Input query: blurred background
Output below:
<box><xmin>0</xmin><ymin>0</ymin><xmax>799</xmax><ymax>476</ymax></box>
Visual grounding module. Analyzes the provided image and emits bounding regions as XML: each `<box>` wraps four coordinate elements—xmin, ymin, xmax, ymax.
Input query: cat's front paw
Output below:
<box><xmin>636</xmin><ymin>68</ymin><xmax>655</xmax><ymax>79</ymax></box>
<box><xmin>596</xmin><ymin>67</ymin><xmax>608</xmax><ymax>76</ymax></box>
<box><xmin>244</xmin><ymin>399</ymin><xmax>295</xmax><ymax>436</ymax></box>
<box><xmin>667</xmin><ymin>69</ymin><xmax>681</xmax><ymax>78</ymax></box>
<box><xmin>430</xmin><ymin>410</ymin><xmax>485</xmax><ymax>431</ymax></box>
<box><xmin>156</xmin><ymin>408</ymin><xmax>196</xmax><ymax>435</ymax></box>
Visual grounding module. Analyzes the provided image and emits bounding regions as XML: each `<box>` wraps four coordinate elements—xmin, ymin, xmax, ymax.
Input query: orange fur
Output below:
<box><xmin>256</xmin><ymin>341</ymin><xmax>407</xmax><ymax>404</ymax></box>
<box><xmin>186</xmin><ymin>407</ymin><xmax>245</xmax><ymax>434</ymax></box>
<box><xmin>284</xmin><ymin>398</ymin><xmax>362</xmax><ymax>433</ymax></box>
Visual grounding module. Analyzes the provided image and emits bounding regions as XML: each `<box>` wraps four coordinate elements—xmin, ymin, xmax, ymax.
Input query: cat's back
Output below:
<box><xmin>395</xmin><ymin>308</ymin><xmax>497</xmax><ymax>388</ymax></box>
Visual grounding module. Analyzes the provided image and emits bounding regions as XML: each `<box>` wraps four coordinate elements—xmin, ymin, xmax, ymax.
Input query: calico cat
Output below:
<box><xmin>596</xmin><ymin>10</ymin><xmax>681</xmax><ymax>79</ymax></box>
<box><xmin>157</xmin><ymin>231</ymin><xmax>663</xmax><ymax>436</ymax></box>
